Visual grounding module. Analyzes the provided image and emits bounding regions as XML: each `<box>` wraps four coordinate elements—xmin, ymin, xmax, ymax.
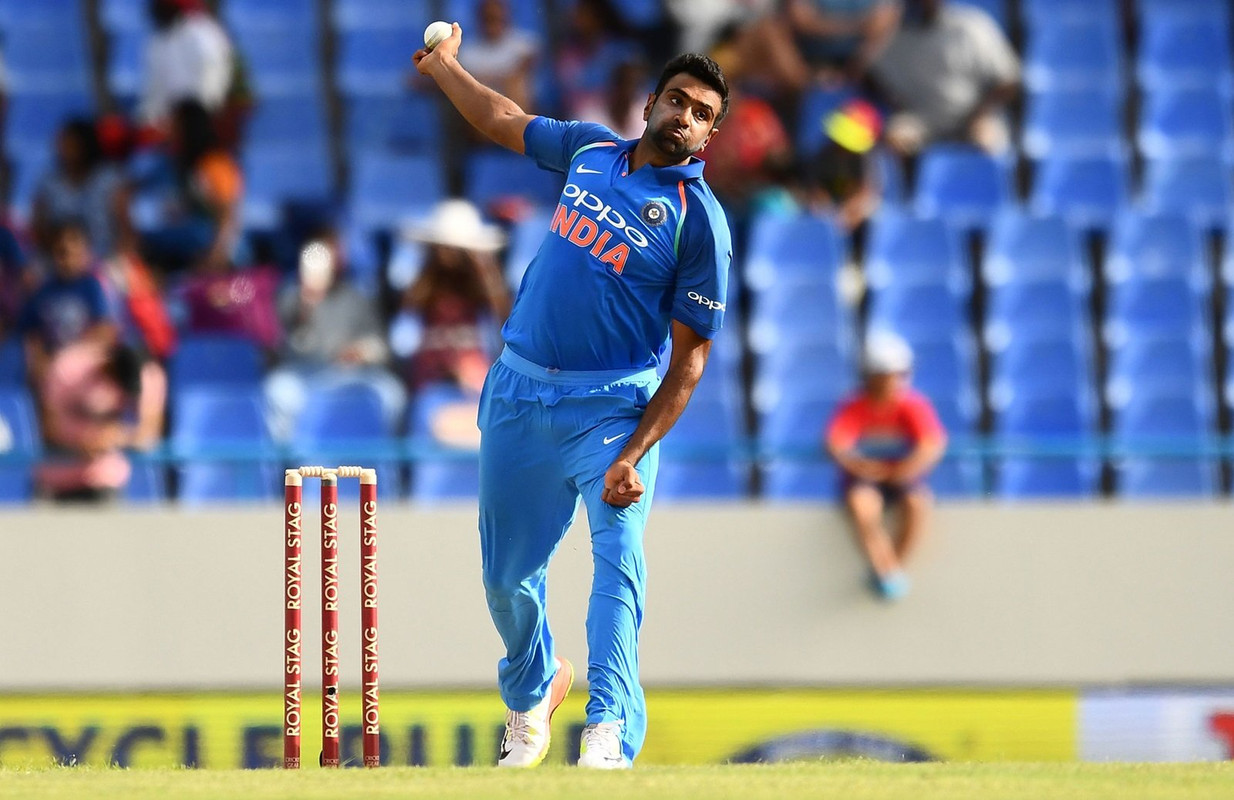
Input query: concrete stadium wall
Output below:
<box><xmin>1</xmin><ymin>501</ymin><xmax>1232</xmax><ymax>690</ymax></box>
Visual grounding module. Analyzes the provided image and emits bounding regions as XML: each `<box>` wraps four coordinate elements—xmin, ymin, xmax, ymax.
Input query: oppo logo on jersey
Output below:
<box><xmin>550</xmin><ymin>183</ymin><xmax>657</xmax><ymax>275</ymax></box>
<box><xmin>560</xmin><ymin>184</ymin><xmax>651</xmax><ymax>248</ymax></box>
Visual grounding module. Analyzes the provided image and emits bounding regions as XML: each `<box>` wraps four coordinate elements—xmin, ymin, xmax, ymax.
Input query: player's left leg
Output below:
<box><xmin>894</xmin><ymin>485</ymin><xmax>932</xmax><ymax>565</ymax></box>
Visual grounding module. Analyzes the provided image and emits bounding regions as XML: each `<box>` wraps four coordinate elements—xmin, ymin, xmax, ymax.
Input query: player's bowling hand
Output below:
<box><xmin>602</xmin><ymin>460</ymin><xmax>644</xmax><ymax>507</ymax></box>
<box><xmin>414</xmin><ymin>23</ymin><xmax>462</xmax><ymax>75</ymax></box>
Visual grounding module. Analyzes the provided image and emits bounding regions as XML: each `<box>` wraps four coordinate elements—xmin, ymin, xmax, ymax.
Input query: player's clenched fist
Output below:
<box><xmin>602</xmin><ymin>460</ymin><xmax>644</xmax><ymax>507</ymax></box>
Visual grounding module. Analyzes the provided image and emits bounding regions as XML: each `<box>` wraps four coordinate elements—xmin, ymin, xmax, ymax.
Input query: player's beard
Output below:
<box><xmin>651</xmin><ymin>121</ymin><xmax>697</xmax><ymax>160</ymax></box>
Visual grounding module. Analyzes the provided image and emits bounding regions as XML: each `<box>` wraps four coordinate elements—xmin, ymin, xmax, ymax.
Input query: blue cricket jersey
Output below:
<box><xmin>503</xmin><ymin>117</ymin><xmax>732</xmax><ymax>372</ymax></box>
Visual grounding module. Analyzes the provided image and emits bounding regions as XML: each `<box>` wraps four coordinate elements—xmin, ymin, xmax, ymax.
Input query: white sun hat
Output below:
<box><xmin>404</xmin><ymin>198</ymin><xmax>506</xmax><ymax>252</ymax></box>
<box><xmin>862</xmin><ymin>330</ymin><xmax>914</xmax><ymax>374</ymax></box>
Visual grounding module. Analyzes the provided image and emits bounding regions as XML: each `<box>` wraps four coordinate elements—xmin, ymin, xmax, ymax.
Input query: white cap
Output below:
<box><xmin>405</xmin><ymin>198</ymin><xmax>505</xmax><ymax>252</ymax></box>
<box><xmin>862</xmin><ymin>331</ymin><xmax>913</xmax><ymax>374</ymax></box>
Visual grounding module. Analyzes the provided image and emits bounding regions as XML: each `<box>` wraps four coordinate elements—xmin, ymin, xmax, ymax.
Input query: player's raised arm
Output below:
<box><xmin>413</xmin><ymin>23</ymin><xmax>534</xmax><ymax>154</ymax></box>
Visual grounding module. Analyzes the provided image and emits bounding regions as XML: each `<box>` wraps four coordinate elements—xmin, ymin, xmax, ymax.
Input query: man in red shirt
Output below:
<box><xmin>825</xmin><ymin>332</ymin><xmax>946</xmax><ymax>600</ymax></box>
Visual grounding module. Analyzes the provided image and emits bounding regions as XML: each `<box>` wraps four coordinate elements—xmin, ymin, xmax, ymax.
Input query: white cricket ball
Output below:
<box><xmin>424</xmin><ymin>20</ymin><xmax>453</xmax><ymax>51</ymax></box>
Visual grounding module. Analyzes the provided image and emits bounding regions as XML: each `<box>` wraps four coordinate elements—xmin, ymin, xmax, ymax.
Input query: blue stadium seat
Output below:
<box><xmin>233</xmin><ymin>27</ymin><xmax>322</xmax><ymax>95</ymax></box>
<box><xmin>348</xmin><ymin>153</ymin><xmax>445</xmax><ymax>231</ymax></box>
<box><xmin>993</xmin><ymin>387</ymin><xmax>1099</xmax><ymax>499</ymax></box>
<box><xmin>1112</xmin><ymin>389</ymin><xmax>1217</xmax><ymax>497</ymax></box>
<box><xmin>991</xmin><ymin>337</ymin><xmax>1093</xmax><ymax>401</ymax></box>
<box><xmin>1113</xmin><ymin>390</ymin><xmax>1214</xmax><ymax>439</ymax></box>
<box><xmin>100</xmin><ymin>0</ymin><xmax>146</xmax><ymax>32</ymax></box>
<box><xmin>929</xmin><ymin>457</ymin><xmax>984</xmax><ymax>498</ymax></box>
<box><xmin>172</xmin><ymin>388</ymin><xmax>279</xmax><ymax>505</ymax></box>
<box><xmin>761</xmin><ymin>459</ymin><xmax>839</xmax><ymax>501</ymax></box>
<box><xmin>345</xmin><ymin>92</ymin><xmax>442</xmax><ymax>153</ymax></box>
<box><xmin>954</xmin><ymin>0</ymin><xmax>1009</xmax><ymax>29</ymax></box>
<box><xmin>1021</xmin><ymin>0</ymin><xmax>1119</xmax><ymax>31</ymax></box>
<box><xmin>0</xmin><ymin>388</ymin><xmax>40</xmax><ymax>503</ymax></box>
<box><xmin>1021</xmin><ymin>90</ymin><xmax>1124</xmax><ymax>160</ymax></box>
<box><xmin>907</xmin><ymin>334</ymin><xmax>977</xmax><ymax>402</ymax></box>
<box><xmin>405</xmin><ymin>384</ymin><xmax>479</xmax><ymax>502</ymax></box>
<box><xmin>868</xmin><ymin>284</ymin><xmax>966</xmax><ymax>343</ymax></box>
<box><xmin>1138</xmin><ymin>19</ymin><xmax>1233</xmax><ymax>95</ymax></box>
<box><xmin>1118</xmin><ymin>458</ymin><xmax>1218</xmax><ymax>497</ymax></box>
<box><xmin>292</xmin><ymin>383</ymin><xmax>401</xmax><ymax>501</ymax></box>
<box><xmin>1030</xmin><ymin>154</ymin><xmax>1129</xmax><ymax>233</ymax></box>
<box><xmin>658</xmin><ymin>370</ymin><xmax>748</xmax><ymax>500</ymax></box>
<box><xmin>0</xmin><ymin>0</ymin><xmax>82</xmax><ymax>31</ymax></box>
<box><xmin>125</xmin><ymin>455</ymin><xmax>169</xmax><ymax>504</ymax></box>
<box><xmin>1142</xmin><ymin>156</ymin><xmax>1232</xmax><ymax>231</ymax></box>
<box><xmin>1106</xmin><ymin>212</ymin><xmax>1207</xmax><ymax>290</ymax></box>
<box><xmin>337</xmin><ymin>30</ymin><xmax>424</xmax><ymax>95</ymax></box>
<box><xmin>247</xmin><ymin>94</ymin><xmax>329</xmax><ymax>150</ymax></box>
<box><xmin>464</xmin><ymin>149</ymin><xmax>565</xmax><ymax>211</ymax></box>
<box><xmin>752</xmin><ymin>340</ymin><xmax>854</xmax><ymax>419</ymax></box>
<box><xmin>984</xmin><ymin>211</ymin><xmax>1088</xmax><ymax>289</ymax></box>
<box><xmin>914</xmin><ymin>145</ymin><xmax>1013</xmax><ymax>232</ymax></box>
<box><xmin>1105</xmin><ymin>277</ymin><xmax>1208</xmax><ymax>345</ymax></box>
<box><xmin>223</xmin><ymin>0</ymin><xmax>317</xmax><ymax>33</ymax></box>
<box><xmin>866</xmin><ymin>211</ymin><xmax>969</xmax><ymax>295</ymax></box>
<box><xmin>985</xmin><ymin>281</ymin><xmax>1091</xmax><ymax>350</ymax></box>
<box><xmin>997</xmin><ymin>391</ymin><xmax>1097</xmax><ymax>437</ymax></box>
<box><xmin>743</xmin><ymin>211</ymin><xmax>845</xmax><ymax>290</ymax></box>
<box><xmin>444</xmin><ymin>0</ymin><xmax>550</xmax><ymax>38</ymax></box>
<box><xmin>334</xmin><ymin>0</ymin><xmax>431</xmax><ymax>30</ymax></box>
<box><xmin>242</xmin><ymin>142</ymin><xmax>334</xmax><ymax>228</ymax></box>
<box><xmin>759</xmin><ymin>389</ymin><xmax>842</xmax><ymax>501</ymax></box>
<box><xmin>106</xmin><ymin>28</ymin><xmax>145</xmax><ymax>98</ymax></box>
<box><xmin>1106</xmin><ymin>335</ymin><xmax>1213</xmax><ymax>406</ymax></box>
<box><xmin>169</xmin><ymin>335</ymin><xmax>265</xmax><ymax>390</ymax></box>
<box><xmin>996</xmin><ymin>457</ymin><xmax>1100</xmax><ymax>498</ymax></box>
<box><xmin>747</xmin><ymin>278</ymin><xmax>852</xmax><ymax>355</ymax></box>
<box><xmin>1138</xmin><ymin>88</ymin><xmax>1234</xmax><ymax>160</ymax></box>
<box><xmin>1023</xmin><ymin>23</ymin><xmax>1122</xmax><ymax>95</ymax></box>
<box><xmin>1136</xmin><ymin>0</ymin><xmax>1231</xmax><ymax>28</ymax></box>
<box><xmin>0</xmin><ymin>339</ymin><xmax>25</xmax><ymax>385</ymax></box>
<box><xmin>504</xmin><ymin>208</ymin><xmax>554</xmax><ymax>290</ymax></box>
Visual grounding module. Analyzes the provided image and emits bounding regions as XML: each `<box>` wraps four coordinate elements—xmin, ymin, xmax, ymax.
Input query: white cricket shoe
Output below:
<box><xmin>577</xmin><ymin>721</ymin><xmax>631</xmax><ymax>769</ymax></box>
<box><xmin>497</xmin><ymin>657</ymin><xmax>574</xmax><ymax>768</ymax></box>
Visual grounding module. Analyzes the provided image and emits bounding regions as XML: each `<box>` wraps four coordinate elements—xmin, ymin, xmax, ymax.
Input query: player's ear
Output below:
<box><xmin>697</xmin><ymin>126</ymin><xmax>719</xmax><ymax>152</ymax></box>
<box><xmin>642</xmin><ymin>93</ymin><xmax>656</xmax><ymax>122</ymax></box>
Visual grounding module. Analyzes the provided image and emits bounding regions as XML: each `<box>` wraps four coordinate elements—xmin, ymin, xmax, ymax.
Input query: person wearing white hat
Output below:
<box><xmin>825</xmin><ymin>331</ymin><xmax>946</xmax><ymax>600</ymax></box>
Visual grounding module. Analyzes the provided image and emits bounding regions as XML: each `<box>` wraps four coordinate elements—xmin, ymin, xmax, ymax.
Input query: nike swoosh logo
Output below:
<box><xmin>603</xmin><ymin>433</ymin><xmax>629</xmax><ymax>445</ymax></box>
<box><xmin>576</xmin><ymin>164</ymin><xmax>603</xmax><ymax>174</ymax></box>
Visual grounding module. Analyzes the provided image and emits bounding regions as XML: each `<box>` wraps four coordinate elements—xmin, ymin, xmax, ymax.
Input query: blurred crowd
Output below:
<box><xmin>0</xmin><ymin>0</ymin><xmax>1020</xmax><ymax>501</ymax></box>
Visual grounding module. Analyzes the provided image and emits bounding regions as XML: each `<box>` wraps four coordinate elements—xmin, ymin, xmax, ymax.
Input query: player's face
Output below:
<box><xmin>865</xmin><ymin>372</ymin><xmax>906</xmax><ymax>401</ymax></box>
<box><xmin>642</xmin><ymin>74</ymin><xmax>722</xmax><ymax>162</ymax></box>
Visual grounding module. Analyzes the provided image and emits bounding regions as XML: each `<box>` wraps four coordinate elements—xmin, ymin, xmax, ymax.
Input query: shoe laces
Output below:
<box><xmin>505</xmin><ymin>709</ymin><xmax>538</xmax><ymax>747</ymax></box>
<box><xmin>582</xmin><ymin>721</ymin><xmax>622</xmax><ymax>755</ymax></box>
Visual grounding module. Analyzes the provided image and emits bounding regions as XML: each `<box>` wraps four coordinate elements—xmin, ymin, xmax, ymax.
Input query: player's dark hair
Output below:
<box><xmin>653</xmin><ymin>53</ymin><xmax>730</xmax><ymax>125</ymax></box>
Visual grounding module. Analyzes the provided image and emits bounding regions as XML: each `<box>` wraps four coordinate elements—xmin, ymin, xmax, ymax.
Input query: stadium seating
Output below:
<box><xmin>1021</xmin><ymin>90</ymin><xmax>1124</xmax><ymax>160</ymax></box>
<box><xmin>1137</xmin><ymin>19</ymin><xmax>1233</xmax><ymax>96</ymax></box>
<box><xmin>992</xmin><ymin>391</ymin><xmax>1100</xmax><ymax>499</ymax></box>
<box><xmin>1136</xmin><ymin>0</ymin><xmax>1231</xmax><ymax>28</ymax></box>
<box><xmin>1142</xmin><ymin>156</ymin><xmax>1233</xmax><ymax>231</ymax></box>
<box><xmin>1023</xmin><ymin>24</ymin><xmax>1122</xmax><ymax>95</ymax></box>
<box><xmin>125</xmin><ymin>455</ymin><xmax>169</xmax><ymax>504</ymax></box>
<box><xmin>243</xmin><ymin>142</ymin><xmax>335</xmax><ymax>228</ymax></box>
<box><xmin>868</xmin><ymin>284</ymin><xmax>967</xmax><ymax>343</ymax></box>
<box><xmin>0</xmin><ymin>388</ymin><xmax>40</xmax><ymax>503</ymax></box>
<box><xmin>348</xmin><ymin>153</ymin><xmax>445</xmax><ymax>231</ymax></box>
<box><xmin>291</xmin><ymin>383</ymin><xmax>402</xmax><ymax>502</ymax></box>
<box><xmin>743</xmin><ymin>212</ymin><xmax>845</xmax><ymax>291</ymax></box>
<box><xmin>658</xmin><ymin>365</ymin><xmax>749</xmax><ymax>500</ymax></box>
<box><xmin>333</xmin><ymin>0</ymin><xmax>432</xmax><ymax>31</ymax></box>
<box><xmin>232</xmin><ymin>26</ymin><xmax>323</xmax><ymax>96</ymax></box>
<box><xmin>1020</xmin><ymin>0</ymin><xmax>1119</xmax><ymax>31</ymax></box>
<box><xmin>222</xmin><ymin>0</ymin><xmax>318</xmax><ymax>34</ymax></box>
<box><xmin>247</xmin><ymin>94</ymin><xmax>330</xmax><ymax>151</ymax></box>
<box><xmin>1138</xmin><ymin>88</ymin><xmax>1234</xmax><ymax>160</ymax></box>
<box><xmin>504</xmin><ymin>209</ymin><xmax>554</xmax><ymax>290</ymax></box>
<box><xmin>1105</xmin><ymin>212</ymin><xmax>1207</xmax><ymax>291</ymax></box>
<box><xmin>991</xmin><ymin>337</ymin><xmax>1094</xmax><ymax>402</ymax></box>
<box><xmin>954</xmin><ymin>0</ymin><xmax>1009</xmax><ymax>29</ymax></box>
<box><xmin>172</xmin><ymin>388</ymin><xmax>280</xmax><ymax>505</ymax></box>
<box><xmin>1030</xmin><ymin>154</ymin><xmax>1129</xmax><ymax>233</ymax></box>
<box><xmin>336</xmin><ymin>29</ymin><xmax>424</xmax><ymax>95</ymax></box>
<box><xmin>99</xmin><ymin>0</ymin><xmax>145</xmax><ymax>32</ymax></box>
<box><xmin>747</xmin><ymin>279</ymin><xmax>852</xmax><ymax>356</ymax></box>
<box><xmin>464</xmin><ymin>149</ymin><xmax>565</xmax><ymax>211</ymax></box>
<box><xmin>444</xmin><ymin>0</ymin><xmax>550</xmax><ymax>38</ymax></box>
<box><xmin>985</xmin><ymin>281</ymin><xmax>1091</xmax><ymax>352</ymax></box>
<box><xmin>1106</xmin><ymin>335</ymin><xmax>1214</xmax><ymax>408</ymax></box>
<box><xmin>0</xmin><ymin>339</ymin><xmax>25</xmax><ymax>386</ymax></box>
<box><xmin>405</xmin><ymin>383</ymin><xmax>479</xmax><ymax>502</ymax></box>
<box><xmin>345</xmin><ymin>92</ymin><xmax>443</xmax><ymax>154</ymax></box>
<box><xmin>865</xmin><ymin>211</ymin><xmax>969</xmax><ymax>295</ymax></box>
<box><xmin>168</xmin><ymin>335</ymin><xmax>265</xmax><ymax>391</ymax></box>
<box><xmin>983</xmin><ymin>211</ymin><xmax>1088</xmax><ymax>289</ymax></box>
<box><xmin>914</xmin><ymin>145</ymin><xmax>1013</xmax><ymax>232</ymax></box>
<box><xmin>1111</xmin><ymin>392</ymin><xmax>1218</xmax><ymax>497</ymax></box>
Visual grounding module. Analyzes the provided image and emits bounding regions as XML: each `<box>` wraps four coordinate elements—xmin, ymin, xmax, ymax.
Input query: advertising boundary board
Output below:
<box><xmin>0</xmin><ymin>689</ymin><xmax>1076</xmax><ymax>768</ymax></box>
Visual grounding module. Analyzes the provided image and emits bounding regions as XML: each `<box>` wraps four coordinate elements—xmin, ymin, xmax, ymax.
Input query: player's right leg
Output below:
<box><xmin>844</xmin><ymin>481</ymin><xmax>909</xmax><ymax>599</ymax></box>
<box><xmin>478</xmin><ymin>361</ymin><xmax>580</xmax><ymax>766</ymax></box>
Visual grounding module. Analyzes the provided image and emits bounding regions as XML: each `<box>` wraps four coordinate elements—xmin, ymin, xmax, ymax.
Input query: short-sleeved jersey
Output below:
<box><xmin>19</xmin><ymin>273</ymin><xmax>112</xmax><ymax>351</ymax></box>
<box><xmin>827</xmin><ymin>389</ymin><xmax>946</xmax><ymax>462</ymax></box>
<box><xmin>505</xmin><ymin>117</ymin><xmax>732</xmax><ymax>372</ymax></box>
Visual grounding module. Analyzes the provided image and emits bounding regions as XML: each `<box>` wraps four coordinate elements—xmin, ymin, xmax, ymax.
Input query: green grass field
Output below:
<box><xmin>2</xmin><ymin>763</ymin><xmax>1233</xmax><ymax>800</ymax></box>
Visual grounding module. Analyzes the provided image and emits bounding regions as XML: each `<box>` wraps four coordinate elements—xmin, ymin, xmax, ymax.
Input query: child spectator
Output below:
<box><xmin>18</xmin><ymin>221</ymin><xmax>117</xmax><ymax>390</ymax></box>
<box><xmin>825</xmin><ymin>332</ymin><xmax>946</xmax><ymax>601</ymax></box>
<box><xmin>35</xmin><ymin>341</ymin><xmax>165</xmax><ymax>502</ymax></box>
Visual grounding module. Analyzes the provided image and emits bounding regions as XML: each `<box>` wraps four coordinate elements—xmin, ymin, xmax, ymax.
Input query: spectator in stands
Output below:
<box><xmin>0</xmin><ymin>221</ymin><xmax>29</xmax><ymax>339</ymax></box>
<box><xmin>138</xmin><ymin>99</ymin><xmax>243</xmax><ymax>273</ymax></box>
<box><xmin>806</xmin><ymin>98</ymin><xmax>883</xmax><ymax>234</ymax></box>
<box><xmin>556</xmin><ymin>0</ymin><xmax>641</xmax><ymax>120</ymax></box>
<box><xmin>573</xmin><ymin>57</ymin><xmax>652</xmax><ymax>140</ymax></box>
<box><xmin>459</xmin><ymin>0</ymin><xmax>539</xmax><ymax>113</ymax></box>
<box><xmin>18</xmin><ymin>220</ymin><xmax>117</xmax><ymax>391</ymax></box>
<box><xmin>668</xmin><ymin>3</ymin><xmax>809</xmax><ymax>95</ymax></box>
<box><xmin>825</xmin><ymin>332</ymin><xmax>945</xmax><ymax>601</ymax></box>
<box><xmin>32</xmin><ymin>119</ymin><xmax>130</xmax><ymax>260</ymax></box>
<box><xmin>868</xmin><ymin>0</ymin><xmax>1018</xmax><ymax>155</ymax></box>
<box><xmin>35</xmin><ymin>340</ymin><xmax>166</xmax><ymax>502</ymax></box>
<box><xmin>141</xmin><ymin>0</ymin><xmax>235</xmax><ymax>129</ymax></box>
<box><xmin>264</xmin><ymin>231</ymin><xmax>405</xmax><ymax>441</ymax></box>
<box><xmin>390</xmin><ymin>200</ymin><xmax>509</xmax><ymax>396</ymax></box>
<box><xmin>787</xmin><ymin>0</ymin><xmax>902</xmax><ymax>80</ymax></box>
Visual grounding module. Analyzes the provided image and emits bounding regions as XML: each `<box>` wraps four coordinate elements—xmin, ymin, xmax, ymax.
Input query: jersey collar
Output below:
<box><xmin>618</xmin><ymin>138</ymin><xmax>706</xmax><ymax>185</ymax></box>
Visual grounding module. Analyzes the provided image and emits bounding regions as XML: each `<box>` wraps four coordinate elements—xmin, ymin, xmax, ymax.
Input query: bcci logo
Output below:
<box><xmin>641</xmin><ymin>201</ymin><xmax>668</xmax><ymax>227</ymax></box>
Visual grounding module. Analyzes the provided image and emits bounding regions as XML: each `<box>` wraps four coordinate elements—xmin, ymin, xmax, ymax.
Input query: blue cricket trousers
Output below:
<box><xmin>477</xmin><ymin>346</ymin><xmax>660</xmax><ymax>763</ymax></box>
